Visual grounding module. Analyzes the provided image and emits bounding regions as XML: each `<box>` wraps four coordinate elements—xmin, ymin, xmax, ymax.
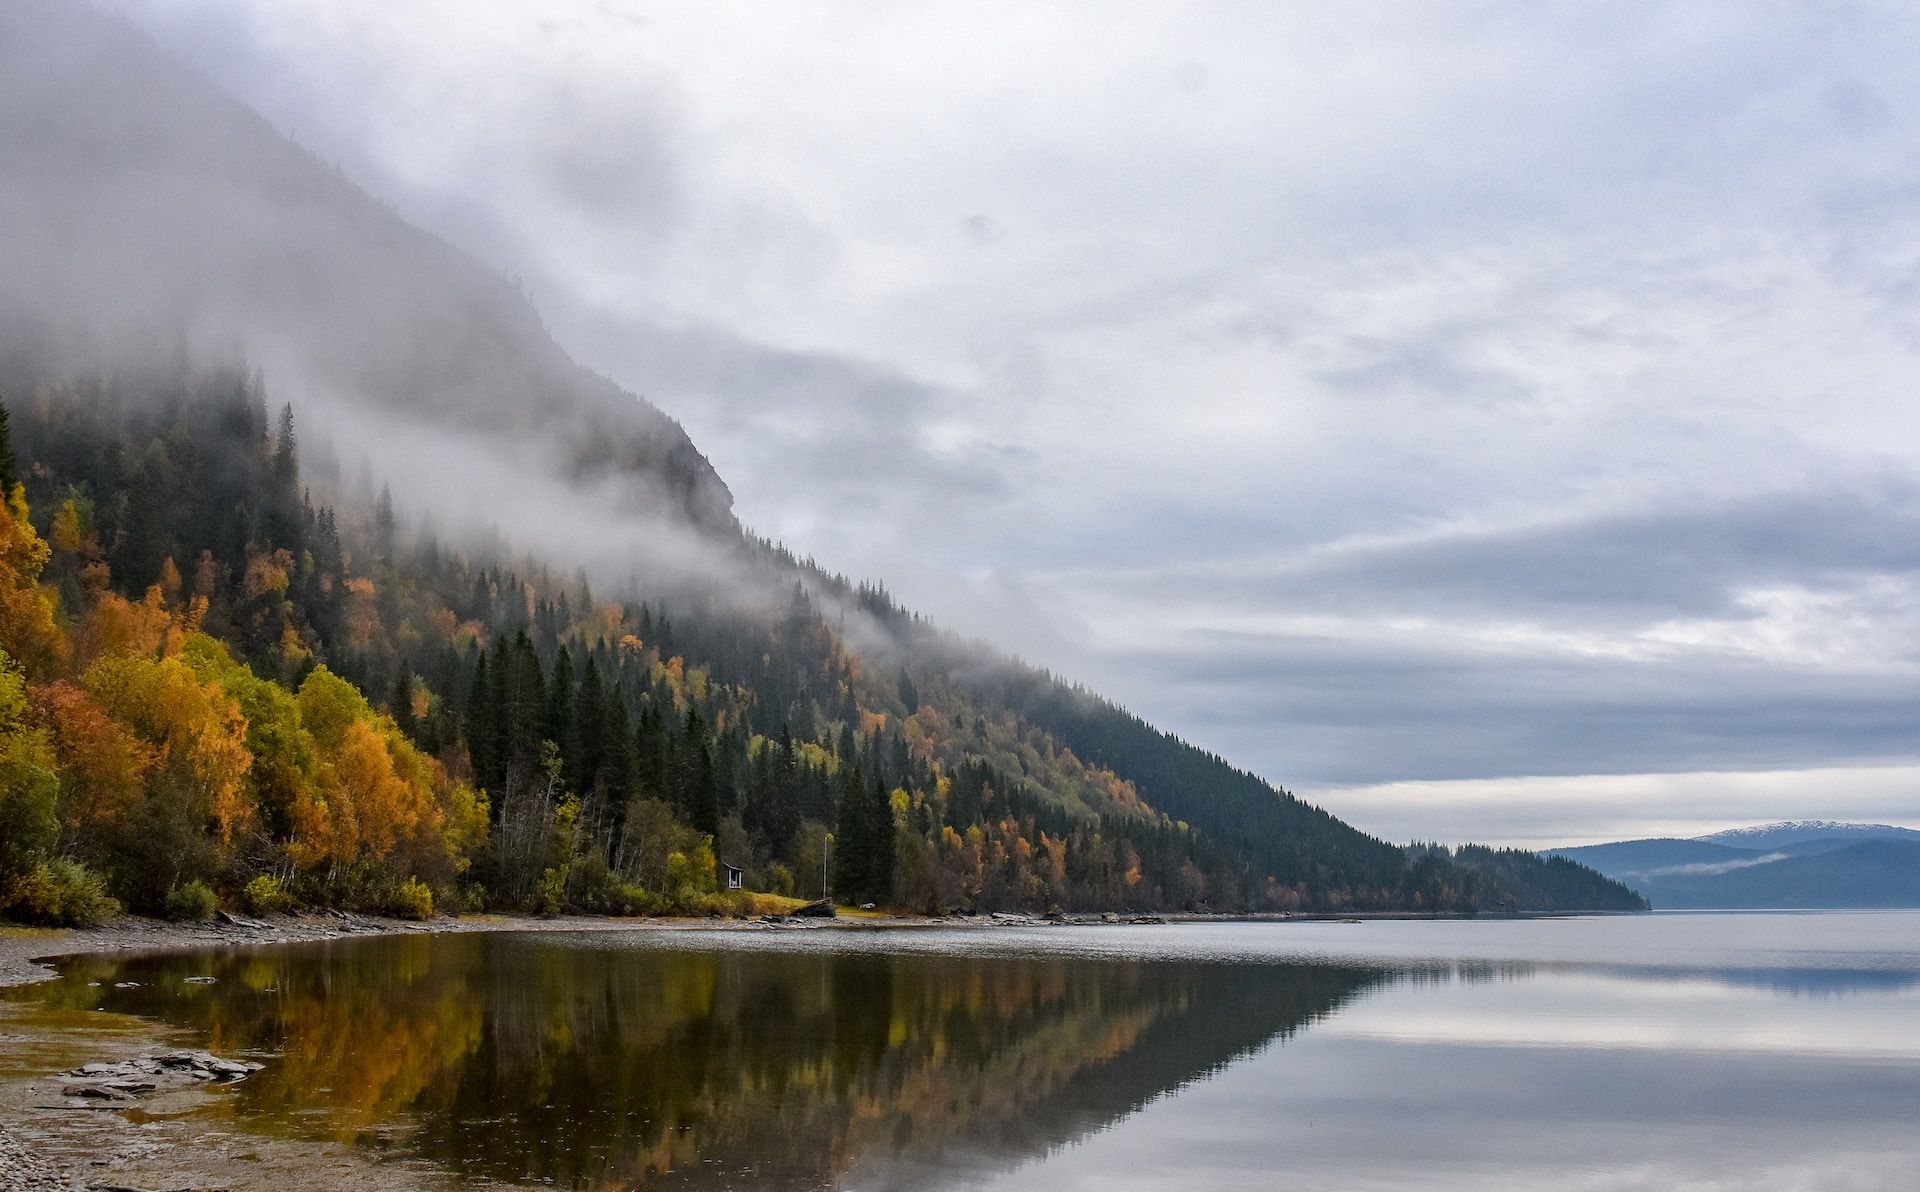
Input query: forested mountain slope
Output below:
<box><xmin>0</xmin><ymin>2</ymin><xmax>1642</xmax><ymax>921</ymax></box>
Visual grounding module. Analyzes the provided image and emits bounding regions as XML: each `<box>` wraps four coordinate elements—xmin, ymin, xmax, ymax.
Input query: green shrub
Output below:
<box><xmin>533</xmin><ymin>867</ymin><xmax>565</xmax><ymax>917</ymax></box>
<box><xmin>163</xmin><ymin>879</ymin><xmax>218</xmax><ymax>922</ymax></box>
<box><xmin>564</xmin><ymin>852</ymin><xmax>659</xmax><ymax>916</ymax></box>
<box><xmin>588</xmin><ymin>878</ymin><xmax>659</xmax><ymax>917</ymax></box>
<box><xmin>3</xmin><ymin>859</ymin><xmax>119</xmax><ymax>927</ymax></box>
<box><xmin>385</xmin><ymin>877</ymin><xmax>434</xmax><ymax>920</ymax></box>
<box><xmin>240</xmin><ymin>874</ymin><xmax>293</xmax><ymax>915</ymax></box>
<box><xmin>764</xmin><ymin>861</ymin><xmax>795</xmax><ymax>898</ymax></box>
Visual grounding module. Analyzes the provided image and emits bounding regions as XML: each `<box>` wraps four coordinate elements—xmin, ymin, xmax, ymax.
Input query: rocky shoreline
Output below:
<box><xmin>0</xmin><ymin>1120</ymin><xmax>67</xmax><ymax>1190</ymax></box>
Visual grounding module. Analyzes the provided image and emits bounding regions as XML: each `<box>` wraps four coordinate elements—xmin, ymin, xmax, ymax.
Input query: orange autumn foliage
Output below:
<box><xmin>74</xmin><ymin>584</ymin><xmax>199</xmax><ymax>666</ymax></box>
<box><xmin>0</xmin><ymin>486</ymin><xmax>68</xmax><ymax>676</ymax></box>
<box><xmin>31</xmin><ymin>680</ymin><xmax>154</xmax><ymax>837</ymax></box>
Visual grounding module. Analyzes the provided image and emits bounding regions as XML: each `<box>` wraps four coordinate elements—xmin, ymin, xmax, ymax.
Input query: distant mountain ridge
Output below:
<box><xmin>1547</xmin><ymin>821</ymin><xmax>1920</xmax><ymax>909</ymax></box>
<box><xmin>1695</xmin><ymin>821</ymin><xmax>1920</xmax><ymax>849</ymax></box>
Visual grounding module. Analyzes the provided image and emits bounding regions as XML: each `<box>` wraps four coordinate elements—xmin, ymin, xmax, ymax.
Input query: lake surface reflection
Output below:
<box><xmin>13</xmin><ymin>912</ymin><xmax>1920</xmax><ymax>1190</ymax></box>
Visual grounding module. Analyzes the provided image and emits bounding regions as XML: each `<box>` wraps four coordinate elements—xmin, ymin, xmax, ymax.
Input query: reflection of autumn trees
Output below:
<box><xmin>29</xmin><ymin>936</ymin><xmax>1385</xmax><ymax>1189</ymax></box>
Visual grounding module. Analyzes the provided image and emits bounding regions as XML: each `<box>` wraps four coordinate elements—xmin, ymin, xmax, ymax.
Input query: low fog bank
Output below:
<box><xmin>0</xmin><ymin>0</ymin><xmax>737</xmax><ymax>599</ymax></box>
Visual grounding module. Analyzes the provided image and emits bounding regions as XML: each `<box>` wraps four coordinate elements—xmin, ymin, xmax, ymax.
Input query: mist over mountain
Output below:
<box><xmin>0</xmin><ymin>1</ymin><xmax>734</xmax><ymax>565</ymax></box>
<box><xmin>0</xmin><ymin>0</ymin><xmax>1642</xmax><ymax>919</ymax></box>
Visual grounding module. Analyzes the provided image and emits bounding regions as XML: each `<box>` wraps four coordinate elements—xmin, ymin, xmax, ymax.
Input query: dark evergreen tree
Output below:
<box><xmin>391</xmin><ymin>673</ymin><xmax>418</xmax><ymax>741</ymax></box>
<box><xmin>465</xmin><ymin>652</ymin><xmax>498</xmax><ymax>795</ymax></box>
<box><xmin>0</xmin><ymin>396</ymin><xmax>17</xmax><ymax>495</ymax></box>
<box><xmin>373</xmin><ymin>482</ymin><xmax>396</xmax><ymax>567</ymax></box>
<box><xmin>571</xmin><ymin>654</ymin><xmax>607</xmax><ymax>798</ymax></box>
<box><xmin>545</xmin><ymin>645</ymin><xmax>575</xmax><ymax>751</ymax></box>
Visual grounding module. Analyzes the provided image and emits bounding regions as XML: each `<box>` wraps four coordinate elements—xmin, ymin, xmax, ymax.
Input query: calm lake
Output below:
<box><xmin>11</xmin><ymin>912</ymin><xmax>1920</xmax><ymax>1189</ymax></box>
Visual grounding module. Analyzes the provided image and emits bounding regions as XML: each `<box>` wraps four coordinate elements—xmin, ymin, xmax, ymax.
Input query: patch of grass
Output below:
<box><xmin>740</xmin><ymin>893</ymin><xmax>811</xmax><ymax>916</ymax></box>
<box><xmin>0</xmin><ymin>922</ymin><xmax>63</xmax><ymax>938</ymax></box>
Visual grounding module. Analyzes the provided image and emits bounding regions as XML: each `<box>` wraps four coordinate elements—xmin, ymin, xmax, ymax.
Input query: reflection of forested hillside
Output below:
<box><xmin>848</xmin><ymin>958</ymin><xmax>1384</xmax><ymax>1191</ymax></box>
<box><xmin>24</xmin><ymin>934</ymin><xmax>1384</xmax><ymax>1189</ymax></box>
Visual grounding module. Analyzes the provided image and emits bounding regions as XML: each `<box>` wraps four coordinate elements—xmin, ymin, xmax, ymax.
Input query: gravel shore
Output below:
<box><xmin>0</xmin><ymin>1120</ymin><xmax>68</xmax><ymax>1190</ymax></box>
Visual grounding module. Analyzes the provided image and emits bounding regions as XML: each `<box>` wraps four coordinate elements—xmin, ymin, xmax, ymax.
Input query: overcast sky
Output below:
<box><xmin>101</xmin><ymin>1</ymin><xmax>1920</xmax><ymax>845</ymax></box>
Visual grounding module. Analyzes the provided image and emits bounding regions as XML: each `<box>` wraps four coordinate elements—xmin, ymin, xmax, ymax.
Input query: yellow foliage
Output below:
<box><xmin>0</xmin><ymin>653</ymin><xmax>60</xmax><ymax>875</ymax></box>
<box><xmin>277</xmin><ymin>625</ymin><xmax>312</xmax><ymax>672</ymax></box>
<box><xmin>75</xmin><ymin>585</ymin><xmax>179</xmax><ymax>665</ymax></box>
<box><xmin>81</xmin><ymin>652</ymin><xmax>254</xmax><ymax>845</ymax></box>
<box><xmin>331</xmin><ymin>718</ymin><xmax>423</xmax><ymax>860</ymax></box>
<box><xmin>342</xmin><ymin>577</ymin><xmax>382</xmax><ymax>651</ymax></box>
<box><xmin>0</xmin><ymin>486</ymin><xmax>68</xmax><ymax>677</ymax></box>
<box><xmin>48</xmin><ymin>498</ymin><xmax>89</xmax><ymax>554</ymax></box>
<box><xmin>295</xmin><ymin>666</ymin><xmax>365</xmax><ymax>750</ymax></box>
<box><xmin>287</xmin><ymin>666</ymin><xmax>479</xmax><ymax>874</ymax></box>
<box><xmin>242</xmin><ymin>548</ymin><xmax>292</xmax><ymax>599</ymax></box>
<box><xmin>589</xmin><ymin>602</ymin><xmax>626</xmax><ymax>642</ymax></box>
<box><xmin>437</xmin><ymin>779</ymin><xmax>489</xmax><ymax>875</ymax></box>
<box><xmin>156</xmin><ymin>557</ymin><xmax>182</xmax><ymax>606</ymax></box>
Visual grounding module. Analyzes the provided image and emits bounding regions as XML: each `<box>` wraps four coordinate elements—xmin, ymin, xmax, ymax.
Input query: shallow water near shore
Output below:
<box><xmin>5</xmin><ymin>911</ymin><xmax>1919</xmax><ymax>1189</ymax></box>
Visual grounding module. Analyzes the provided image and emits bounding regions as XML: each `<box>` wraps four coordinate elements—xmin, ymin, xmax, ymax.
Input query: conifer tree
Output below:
<box><xmin>868</xmin><ymin>775</ymin><xmax>896</xmax><ymax>903</ymax></box>
<box><xmin>465</xmin><ymin>652</ymin><xmax>497</xmax><ymax>794</ymax></box>
<box><xmin>571</xmin><ymin>654</ymin><xmax>607</xmax><ymax>797</ymax></box>
<box><xmin>391</xmin><ymin>673</ymin><xmax>418</xmax><ymax>740</ymax></box>
<box><xmin>0</xmin><ymin>397</ymin><xmax>17</xmax><ymax>496</ymax></box>
<box><xmin>834</xmin><ymin>764</ymin><xmax>866</xmax><ymax>903</ymax></box>
<box><xmin>545</xmin><ymin>645</ymin><xmax>575</xmax><ymax>750</ymax></box>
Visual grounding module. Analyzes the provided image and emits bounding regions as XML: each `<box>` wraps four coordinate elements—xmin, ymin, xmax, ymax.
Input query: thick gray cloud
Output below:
<box><xmin>94</xmin><ymin>0</ymin><xmax>1920</xmax><ymax>841</ymax></box>
<box><xmin>1058</xmin><ymin>484</ymin><xmax>1920</xmax><ymax>621</ymax></box>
